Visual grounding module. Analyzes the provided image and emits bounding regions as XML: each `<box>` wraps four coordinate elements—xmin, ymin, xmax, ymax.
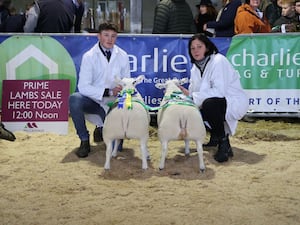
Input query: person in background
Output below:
<box><xmin>296</xmin><ymin>0</ymin><xmax>300</xmax><ymax>20</ymax></box>
<box><xmin>204</xmin><ymin>0</ymin><xmax>242</xmax><ymax>37</ymax></box>
<box><xmin>179</xmin><ymin>34</ymin><xmax>248</xmax><ymax>163</ymax></box>
<box><xmin>69</xmin><ymin>22</ymin><xmax>130</xmax><ymax>158</ymax></box>
<box><xmin>234</xmin><ymin>0</ymin><xmax>271</xmax><ymax>34</ymax></box>
<box><xmin>194</xmin><ymin>0</ymin><xmax>217</xmax><ymax>36</ymax></box>
<box><xmin>259</xmin><ymin>0</ymin><xmax>282</xmax><ymax>26</ymax></box>
<box><xmin>24</xmin><ymin>0</ymin><xmax>83</xmax><ymax>33</ymax></box>
<box><xmin>1</xmin><ymin>6</ymin><xmax>26</xmax><ymax>32</ymax></box>
<box><xmin>0</xmin><ymin>0</ymin><xmax>11</xmax><ymax>31</ymax></box>
<box><xmin>0</xmin><ymin>122</ymin><xmax>16</xmax><ymax>141</ymax></box>
<box><xmin>152</xmin><ymin>0</ymin><xmax>196</xmax><ymax>34</ymax></box>
<box><xmin>272</xmin><ymin>0</ymin><xmax>299</xmax><ymax>32</ymax></box>
<box><xmin>73</xmin><ymin>0</ymin><xmax>84</xmax><ymax>32</ymax></box>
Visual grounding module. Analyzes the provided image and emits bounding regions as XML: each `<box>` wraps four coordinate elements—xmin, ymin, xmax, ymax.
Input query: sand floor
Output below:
<box><xmin>0</xmin><ymin>118</ymin><xmax>300</xmax><ymax>225</ymax></box>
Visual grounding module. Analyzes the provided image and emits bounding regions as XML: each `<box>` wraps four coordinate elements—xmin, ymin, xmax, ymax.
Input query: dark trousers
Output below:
<box><xmin>69</xmin><ymin>92</ymin><xmax>106</xmax><ymax>141</ymax></box>
<box><xmin>200</xmin><ymin>97</ymin><xmax>227</xmax><ymax>139</ymax></box>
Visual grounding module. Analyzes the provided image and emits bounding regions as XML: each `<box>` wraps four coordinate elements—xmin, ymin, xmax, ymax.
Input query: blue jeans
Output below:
<box><xmin>69</xmin><ymin>92</ymin><xmax>106</xmax><ymax>141</ymax></box>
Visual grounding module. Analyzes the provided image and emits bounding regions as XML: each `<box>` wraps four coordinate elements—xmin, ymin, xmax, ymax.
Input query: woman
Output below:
<box><xmin>179</xmin><ymin>34</ymin><xmax>248</xmax><ymax>163</ymax></box>
<box><xmin>234</xmin><ymin>0</ymin><xmax>271</xmax><ymax>34</ymax></box>
<box><xmin>204</xmin><ymin>0</ymin><xmax>242</xmax><ymax>37</ymax></box>
<box><xmin>195</xmin><ymin>0</ymin><xmax>218</xmax><ymax>36</ymax></box>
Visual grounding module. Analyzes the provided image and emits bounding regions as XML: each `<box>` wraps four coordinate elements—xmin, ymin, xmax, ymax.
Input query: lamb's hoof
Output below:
<box><xmin>147</xmin><ymin>155</ymin><xmax>151</xmax><ymax>161</ymax></box>
<box><xmin>199</xmin><ymin>168</ymin><xmax>205</xmax><ymax>173</ymax></box>
<box><xmin>159</xmin><ymin>167</ymin><xmax>164</xmax><ymax>171</ymax></box>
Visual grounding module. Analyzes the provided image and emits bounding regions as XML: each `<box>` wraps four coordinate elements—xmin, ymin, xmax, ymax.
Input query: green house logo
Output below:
<box><xmin>0</xmin><ymin>35</ymin><xmax>77</xmax><ymax>106</ymax></box>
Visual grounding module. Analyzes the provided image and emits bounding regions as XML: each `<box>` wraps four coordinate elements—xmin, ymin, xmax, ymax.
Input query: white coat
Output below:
<box><xmin>77</xmin><ymin>42</ymin><xmax>130</xmax><ymax>126</ymax></box>
<box><xmin>189</xmin><ymin>53</ymin><xmax>248</xmax><ymax>135</ymax></box>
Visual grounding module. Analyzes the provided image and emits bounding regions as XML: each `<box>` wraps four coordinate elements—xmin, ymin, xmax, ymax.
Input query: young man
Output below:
<box><xmin>272</xmin><ymin>0</ymin><xmax>299</xmax><ymax>32</ymax></box>
<box><xmin>69</xmin><ymin>22</ymin><xmax>131</xmax><ymax>158</ymax></box>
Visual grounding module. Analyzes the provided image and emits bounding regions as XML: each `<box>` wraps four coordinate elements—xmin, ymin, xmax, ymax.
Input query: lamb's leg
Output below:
<box><xmin>104</xmin><ymin>140</ymin><xmax>114</xmax><ymax>170</ymax></box>
<box><xmin>159</xmin><ymin>140</ymin><xmax>168</xmax><ymax>170</ymax></box>
<box><xmin>184</xmin><ymin>139</ymin><xmax>190</xmax><ymax>155</ymax></box>
<box><xmin>140</xmin><ymin>138</ymin><xmax>148</xmax><ymax>170</ymax></box>
<box><xmin>112</xmin><ymin>139</ymin><xmax>120</xmax><ymax>157</ymax></box>
<box><xmin>196</xmin><ymin>140</ymin><xmax>205</xmax><ymax>172</ymax></box>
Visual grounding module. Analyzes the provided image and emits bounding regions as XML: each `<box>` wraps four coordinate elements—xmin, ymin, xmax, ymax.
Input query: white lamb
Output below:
<box><xmin>103</xmin><ymin>75</ymin><xmax>150</xmax><ymax>170</ymax></box>
<box><xmin>155</xmin><ymin>78</ymin><xmax>206</xmax><ymax>172</ymax></box>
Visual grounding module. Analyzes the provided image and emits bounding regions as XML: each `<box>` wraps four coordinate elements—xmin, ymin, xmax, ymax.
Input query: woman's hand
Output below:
<box><xmin>178</xmin><ymin>85</ymin><xmax>189</xmax><ymax>96</ymax></box>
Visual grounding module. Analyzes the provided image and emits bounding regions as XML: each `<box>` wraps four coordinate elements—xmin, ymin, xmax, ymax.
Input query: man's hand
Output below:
<box><xmin>112</xmin><ymin>85</ymin><xmax>122</xmax><ymax>96</ymax></box>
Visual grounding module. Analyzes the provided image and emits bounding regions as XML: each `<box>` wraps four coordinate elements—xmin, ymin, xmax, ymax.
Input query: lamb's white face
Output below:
<box><xmin>120</xmin><ymin>75</ymin><xmax>145</xmax><ymax>91</ymax></box>
<box><xmin>121</xmin><ymin>78</ymin><xmax>135</xmax><ymax>90</ymax></box>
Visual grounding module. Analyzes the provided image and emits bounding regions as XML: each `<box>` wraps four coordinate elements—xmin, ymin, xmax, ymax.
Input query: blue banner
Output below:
<box><xmin>1</xmin><ymin>33</ymin><xmax>299</xmax><ymax>115</ymax></box>
<box><xmin>0</xmin><ymin>34</ymin><xmax>231</xmax><ymax>108</ymax></box>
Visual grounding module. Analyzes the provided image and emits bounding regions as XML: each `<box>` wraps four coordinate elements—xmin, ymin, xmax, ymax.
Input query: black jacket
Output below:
<box><xmin>34</xmin><ymin>0</ymin><xmax>75</xmax><ymax>33</ymax></box>
<box><xmin>1</xmin><ymin>14</ymin><xmax>26</xmax><ymax>32</ymax></box>
<box><xmin>152</xmin><ymin>0</ymin><xmax>196</xmax><ymax>34</ymax></box>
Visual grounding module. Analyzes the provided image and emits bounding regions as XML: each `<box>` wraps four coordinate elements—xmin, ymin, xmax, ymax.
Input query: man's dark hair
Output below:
<box><xmin>188</xmin><ymin>33</ymin><xmax>219</xmax><ymax>63</ymax></box>
<box><xmin>98</xmin><ymin>22</ymin><xmax>118</xmax><ymax>33</ymax></box>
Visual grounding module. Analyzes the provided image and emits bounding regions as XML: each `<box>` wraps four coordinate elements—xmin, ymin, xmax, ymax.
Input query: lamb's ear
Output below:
<box><xmin>179</xmin><ymin>77</ymin><xmax>189</xmax><ymax>85</ymax></box>
<box><xmin>134</xmin><ymin>75</ymin><xmax>145</xmax><ymax>85</ymax></box>
<box><xmin>155</xmin><ymin>83</ymin><xmax>166</xmax><ymax>89</ymax></box>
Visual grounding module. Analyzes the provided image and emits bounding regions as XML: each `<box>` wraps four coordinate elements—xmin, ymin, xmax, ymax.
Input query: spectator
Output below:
<box><xmin>194</xmin><ymin>0</ymin><xmax>217</xmax><ymax>36</ymax></box>
<box><xmin>0</xmin><ymin>0</ymin><xmax>11</xmax><ymax>31</ymax></box>
<box><xmin>259</xmin><ymin>0</ymin><xmax>282</xmax><ymax>26</ymax></box>
<box><xmin>0</xmin><ymin>122</ymin><xmax>16</xmax><ymax>141</ymax></box>
<box><xmin>1</xmin><ymin>6</ymin><xmax>26</xmax><ymax>32</ymax></box>
<box><xmin>272</xmin><ymin>0</ymin><xmax>299</xmax><ymax>32</ymax></box>
<box><xmin>296</xmin><ymin>0</ymin><xmax>300</xmax><ymax>20</ymax></box>
<box><xmin>69</xmin><ymin>22</ymin><xmax>130</xmax><ymax>158</ymax></box>
<box><xmin>73</xmin><ymin>0</ymin><xmax>84</xmax><ymax>33</ymax></box>
<box><xmin>24</xmin><ymin>0</ymin><xmax>83</xmax><ymax>33</ymax></box>
<box><xmin>152</xmin><ymin>0</ymin><xmax>196</xmax><ymax>34</ymax></box>
<box><xmin>204</xmin><ymin>0</ymin><xmax>242</xmax><ymax>37</ymax></box>
<box><xmin>234</xmin><ymin>0</ymin><xmax>271</xmax><ymax>34</ymax></box>
<box><xmin>179</xmin><ymin>34</ymin><xmax>248</xmax><ymax>163</ymax></box>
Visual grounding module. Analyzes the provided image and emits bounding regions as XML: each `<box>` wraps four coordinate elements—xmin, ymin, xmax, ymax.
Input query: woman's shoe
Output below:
<box><xmin>214</xmin><ymin>135</ymin><xmax>233</xmax><ymax>162</ymax></box>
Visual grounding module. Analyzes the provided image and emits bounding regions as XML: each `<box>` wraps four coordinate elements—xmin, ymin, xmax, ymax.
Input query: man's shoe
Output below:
<box><xmin>0</xmin><ymin>122</ymin><xmax>16</xmax><ymax>142</ymax></box>
<box><xmin>76</xmin><ymin>140</ymin><xmax>90</xmax><ymax>158</ymax></box>
<box><xmin>93</xmin><ymin>126</ymin><xmax>103</xmax><ymax>143</ymax></box>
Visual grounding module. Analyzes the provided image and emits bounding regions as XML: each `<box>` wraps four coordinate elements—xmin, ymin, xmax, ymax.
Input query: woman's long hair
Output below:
<box><xmin>188</xmin><ymin>33</ymin><xmax>219</xmax><ymax>63</ymax></box>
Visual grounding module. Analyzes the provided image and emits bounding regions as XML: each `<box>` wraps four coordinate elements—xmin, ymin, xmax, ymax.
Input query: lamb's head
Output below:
<box><xmin>115</xmin><ymin>75</ymin><xmax>145</xmax><ymax>92</ymax></box>
<box><xmin>155</xmin><ymin>77</ymin><xmax>189</xmax><ymax>95</ymax></box>
<box><xmin>114</xmin><ymin>75</ymin><xmax>145</xmax><ymax>102</ymax></box>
